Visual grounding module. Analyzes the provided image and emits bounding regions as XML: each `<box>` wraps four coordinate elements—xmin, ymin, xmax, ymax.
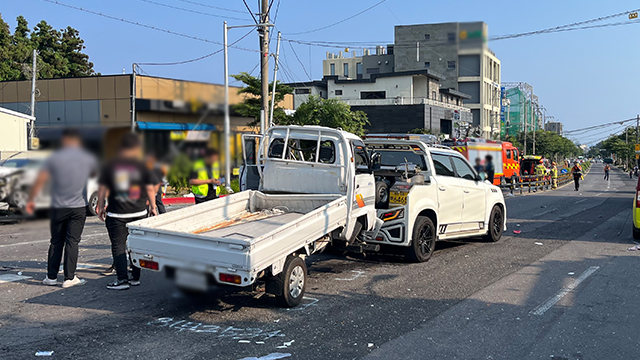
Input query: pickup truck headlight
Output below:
<box><xmin>381</xmin><ymin>208</ymin><xmax>404</xmax><ymax>221</ymax></box>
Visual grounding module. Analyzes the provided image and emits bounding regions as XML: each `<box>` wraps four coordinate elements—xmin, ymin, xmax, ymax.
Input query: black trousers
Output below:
<box><xmin>604</xmin><ymin>172</ymin><xmax>609</xmax><ymax>180</ymax></box>
<box><xmin>47</xmin><ymin>207</ymin><xmax>87</xmax><ymax>281</ymax></box>
<box><xmin>194</xmin><ymin>194</ymin><xmax>217</xmax><ymax>204</ymax></box>
<box><xmin>574</xmin><ymin>177</ymin><xmax>580</xmax><ymax>190</ymax></box>
<box><xmin>106</xmin><ymin>216</ymin><xmax>146</xmax><ymax>281</ymax></box>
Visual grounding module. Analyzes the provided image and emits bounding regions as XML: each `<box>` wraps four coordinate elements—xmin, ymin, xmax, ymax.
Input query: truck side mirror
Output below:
<box><xmin>476</xmin><ymin>172</ymin><xmax>486</xmax><ymax>182</ymax></box>
<box><xmin>370</xmin><ymin>152</ymin><xmax>381</xmax><ymax>171</ymax></box>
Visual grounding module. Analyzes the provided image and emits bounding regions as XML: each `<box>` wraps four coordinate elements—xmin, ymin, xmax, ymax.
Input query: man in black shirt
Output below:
<box><xmin>97</xmin><ymin>134</ymin><xmax>157</xmax><ymax>290</ymax></box>
<box><xmin>484</xmin><ymin>155</ymin><xmax>495</xmax><ymax>184</ymax></box>
<box><xmin>145</xmin><ymin>153</ymin><xmax>166</xmax><ymax>214</ymax></box>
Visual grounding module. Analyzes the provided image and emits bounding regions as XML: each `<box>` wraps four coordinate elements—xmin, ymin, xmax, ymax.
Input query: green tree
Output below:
<box><xmin>283</xmin><ymin>95</ymin><xmax>370</xmax><ymax>138</ymax></box>
<box><xmin>0</xmin><ymin>14</ymin><xmax>95</xmax><ymax>81</ymax></box>
<box><xmin>230</xmin><ymin>72</ymin><xmax>292</xmax><ymax>127</ymax></box>
<box><xmin>408</xmin><ymin>128</ymin><xmax>431</xmax><ymax>134</ymax></box>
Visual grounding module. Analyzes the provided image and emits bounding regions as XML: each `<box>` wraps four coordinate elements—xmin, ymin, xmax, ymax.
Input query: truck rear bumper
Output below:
<box><xmin>130</xmin><ymin>251</ymin><xmax>253</xmax><ymax>288</ymax></box>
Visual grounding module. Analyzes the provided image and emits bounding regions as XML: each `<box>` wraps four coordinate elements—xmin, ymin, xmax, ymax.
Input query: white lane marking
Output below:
<box><xmin>0</xmin><ymin>274</ymin><xmax>32</xmax><ymax>283</ymax></box>
<box><xmin>530</xmin><ymin>266</ymin><xmax>599</xmax><ymax>316</ymax></box>
<box><xmin>285</xmin><ymin>297</ymin><xmax>319</xmax><ymax>311</ymax></box>
<box><xmin>532</xmin><ymin>208</ymin><xmax>557</xmax><ymax>218</ymax></box>
<box><xmin>574</xmin><ymin>199</ymin><xmax>587</xmax><ymax>204</ymax></box>
<box><xmin>335</xmin><ymin>270</ymin><xmax>365</xmax><ymax>281</ymax></box>
<box><xmin>0</xmin><ymin>233</ymin><xmax>108</xmax><ymax>248</ymax></box>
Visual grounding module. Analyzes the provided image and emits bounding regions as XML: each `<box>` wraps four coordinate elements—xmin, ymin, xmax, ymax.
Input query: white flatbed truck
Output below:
<box><xmin>128</xmin><ymin>126</ymin><xmax>381</xmax><ymax>307</ymax></box>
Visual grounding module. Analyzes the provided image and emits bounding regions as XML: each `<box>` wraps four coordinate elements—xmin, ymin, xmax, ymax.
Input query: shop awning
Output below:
<box><xmin>136</xmin><ymin>122</ymin><xmax>217</xmax><ymax>131</ymax></box>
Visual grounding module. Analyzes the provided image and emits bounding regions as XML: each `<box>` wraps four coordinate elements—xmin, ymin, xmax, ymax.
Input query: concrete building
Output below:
<box><xmin>0</xmin><ymin>106</ymin><xmax>33</xmax><ymax>159</ymax></box>
<box><xmin>392</xmin><ymin>22</ymin><xmax>501</xmax><ymax>138</ymax></box>
<box><xmin>0</xmin><ymin>75</ymin><xmax>292</xmax><ymax>168</ymax></box>
<box><xmin>323</xmin><ymin>46</ymin><xmax>395</xmax><ymax>80</ymax></box>
<box><xmin>288</xmin><ymin>69</ymin><xmax>472</xmax><ymax>137</ymax></box>
<box><xmin>545</xmin><ymin>121</ymin><xmax>563</xmax><ymax>135</ymax></box>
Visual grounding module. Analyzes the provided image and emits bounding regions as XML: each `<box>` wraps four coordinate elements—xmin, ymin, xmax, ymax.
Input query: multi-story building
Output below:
<box><xmin>393</xmin><ymin>22</ymin><xmax>501</xmax><ymax>138</ymax></box>
<box><xmin>545</xmin><ymin>121</ymin><xmax>563</xmax><ymax>135</ymax></box>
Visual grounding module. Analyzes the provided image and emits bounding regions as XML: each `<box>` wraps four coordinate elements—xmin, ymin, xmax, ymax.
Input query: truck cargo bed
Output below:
<box><xmin>198</xmin><ymin>212</ymin><xmax>305</xmax><ymax>240</ymax></box>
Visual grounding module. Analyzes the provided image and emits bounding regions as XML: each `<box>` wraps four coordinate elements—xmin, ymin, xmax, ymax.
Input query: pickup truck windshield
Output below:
<box><xmin>377</xmin><ymin>150</ymin><xmax>427</xmax><ymax>170</ymax></box>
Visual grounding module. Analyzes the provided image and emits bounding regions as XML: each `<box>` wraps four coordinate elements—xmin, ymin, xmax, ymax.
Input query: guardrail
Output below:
<box><xmin>499</xmin><ymin>169</ymin><xmax>589</xmax><ymax>196</ymax></box>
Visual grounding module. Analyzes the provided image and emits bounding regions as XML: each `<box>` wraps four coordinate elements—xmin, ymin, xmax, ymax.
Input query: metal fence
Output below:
<box><xmin>500</xmin><ymin>171</ymin><xmax>582</xmax><ymax>196</ymax></box>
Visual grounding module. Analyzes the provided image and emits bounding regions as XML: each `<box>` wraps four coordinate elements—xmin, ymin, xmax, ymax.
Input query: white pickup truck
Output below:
<box><xmin>364</xmin><ymin>136</ymin><xmax>507</xmax><ymax>262</ymax></box>
<box><xmin>127</xmin><ymin>126</ymin><xmax>381</xmax><ymax>307</ymax></box>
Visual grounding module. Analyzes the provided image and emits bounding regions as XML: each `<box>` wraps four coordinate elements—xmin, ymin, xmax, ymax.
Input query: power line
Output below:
<box><xmin>137</xmin><ymin>0</ymin><xmax>251</xmax><ymax>21</ymax></box>
<box><xmin>564</xmin><ymin>118</ymin><xmax>636</xmax><ymax>134</ymax></box>
<box><xmin>41</xmin><ymin>0</ymin><xmax>257</xmax><ymax>52</ymax></box>
<box><xmin>137</xmin><ymin>29</ymin><xmax>254</xmax><ymax>66</ymax></box>
<box><xmin>272</xmin><ymin>0</ymin><xmax>281</xmax><ymax>24</ymax></box>
<box><xmin>287</xmin><ymin>0</ymin><xmax>388</xmax><ymax>35</ymax></box>
<box><xmin>242</xmin><ymin>0</ymin><xmax>258</xmax><ymax>24</ymax></box>
<box><xmin>175</xmin><ymin>0</ymin><xmax>248</xmax><ymax>14</ymax></box>
<box><xmin>287</xmin><ymin>41</ymin><xmax>312</xmax><ymax>80</ymax></box>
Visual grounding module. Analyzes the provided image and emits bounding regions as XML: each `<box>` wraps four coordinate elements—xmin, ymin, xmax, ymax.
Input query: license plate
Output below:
<box><xmin>390</xmin><ymin>191</ymin><xmax>407</xmax><ymax>205</ymax></box>
<box><xmin>175</xmin><ymin>269</ymin><xmax>208</xmax><ymax>291</ymax></box>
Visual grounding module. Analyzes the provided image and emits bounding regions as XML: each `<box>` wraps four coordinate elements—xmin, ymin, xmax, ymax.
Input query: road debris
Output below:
<box><xmin>534</xmin><ymin>242</ymin><xmax>543</xmax><ymax>246</ymax></box>
<box><xmin>238</xmin><ymin>353</ymin><xmax>291</xmax><ymax>360</ymax></box>
<box><xmin>368</xmin><ymin>343</ymin><xmax>374</xmax><ymax>348</ymax></box>
<box><xmin>35</xmin><ymin>351</ymin><xmax>54</xmax><ymax>356</ymax></box>
<box><xmin>513</xmin><ymin>230</ymin><xmax>521</xmax><ymax>234</ymax></box>
<box><xmin>628</xmin><ymin>245</ymin><xmax>640</xmax><ymax>251</ymax></box>
<box><xmin>568</xmin><ymin>272</ymin><xmax>575</xmax><ymax>275</ymax></box>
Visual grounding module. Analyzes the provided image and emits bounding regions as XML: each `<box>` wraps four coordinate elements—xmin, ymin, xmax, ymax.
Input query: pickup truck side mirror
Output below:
<box><xmin>476</xmin><ymin>172</ymin><xmax>486</xmax><ymax>182</ymax></box>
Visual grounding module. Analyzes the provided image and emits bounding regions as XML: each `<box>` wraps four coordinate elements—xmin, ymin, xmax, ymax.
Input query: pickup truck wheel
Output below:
<box><xmin>405</xmin><ymin>216</ymin><xmax>436</xmax><ymax>263</ymax></box>
<box><xmin>633</xmin><ymin>226</ymin><xmax>640</xmax><ymax>240</ymax></box>
<box><xmin>375</xmin><ymin>181</ymin><xmax>389</xmax><ymax>208</ymax></box>
<box><xmin>276</xmin><ymin>256</ymin><xmax>307</xmax><ymax>308</ymax></box>
<box><xmin>87</xmin><ymin>192</ymin><xmax>98</xmax><ymax>216</ymax></box>
<box><xmin>483</xmin><ymin>206</ymin><xmax>504</xmax><ymax>242</ymax></box>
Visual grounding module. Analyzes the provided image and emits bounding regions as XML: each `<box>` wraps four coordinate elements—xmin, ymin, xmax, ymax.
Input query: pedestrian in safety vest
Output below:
<box><xmin>189</xmin><ymin>148</ymin><xmax>222</xmax><ymax>204</ymax></box>
<box><xmin>551</xmin><ymin>162</ymin><xmax>558</xmax><ymax>189</ymax></box>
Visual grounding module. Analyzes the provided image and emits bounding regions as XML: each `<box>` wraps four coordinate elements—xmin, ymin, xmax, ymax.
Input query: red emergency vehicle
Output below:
<box><xmin>442</xmin><ymin>138</ymin><xmax>520</xmax><ymax>185</ymax></box>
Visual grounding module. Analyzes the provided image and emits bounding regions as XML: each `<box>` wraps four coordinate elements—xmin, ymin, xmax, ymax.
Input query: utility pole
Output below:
<box><xmin>268</xmin><ymin>31</ymin><xmax>282</xmax><ymax>131</ymax></box>
<box><xmin>259</xmin><ymin>0</ymin><xmax>270</xmax><ymax>133</ymax></box>
<box><xmin>29</xmin><ymin>49</ymin><xmax>37</xmax><ymax>149</ymax></box>
<box><xmin>131</xmin><ymin>63</ymin><xmax>137</xmax><ymax>133</ymax></box>
<box><xmin>636</xmin><ymin>114</ymin><xmax>639</xmax><ymax>167</ymax></box>
<box><xmin>626</xmin><ymin>127</ymin><xmax>629</xmax><ymax>169</ymax></box>
<box><xmin>523</xmin><ymin>100</ymin><xmax>527</xmax><ymax>156</ymax></box>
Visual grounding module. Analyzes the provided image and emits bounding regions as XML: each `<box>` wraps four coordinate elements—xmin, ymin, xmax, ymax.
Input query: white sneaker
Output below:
<box><xmin>42</xmin><ymin>277</ymin><xmax>57</xmax><ymax>286</ymax></box>
<box><xmin>62</xmin><ymin>276</ymin><xmax>85</xmax><ymax>288</ymax></box>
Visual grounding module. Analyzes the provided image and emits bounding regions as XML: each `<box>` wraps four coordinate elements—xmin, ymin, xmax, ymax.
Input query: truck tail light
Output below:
<box><xmin>219</xmin><ymin>273</ymin><xmax>242</xmax><ymax>284</ymax></box>
<box><xmin>139</xmin><ymin>260</ymin><xmax>159</xmax><ymax>271</ymax></box>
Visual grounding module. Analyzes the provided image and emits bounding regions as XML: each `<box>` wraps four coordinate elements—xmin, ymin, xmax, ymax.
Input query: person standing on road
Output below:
<box><xmin>145</xmin><ymin>153</ymin><xmax>166</xmax><ymax>214</ymax></box>
<box><xmin>572</xmin><ymin>161</ymin><xmax>583</xmax><ymax>191</ymax></box>
<box><xmin>604</xmin><ymin>164</ymin><xmax>610</xmax><ymax>181</ymax></box>
<box><xmin>189</xmin><ymin>148</ymin><xmax>222</xmax><ymax>204</ymax></box>
<box><xmin>551</xmin><ymin>162</ymin><xmax>558</xmax><ymax>189</ymax></box>
<box><xmin>97</xmin><ymin>134</ymin><xmax>157</xmax><ymax>290</ymax></box>
<box><xmin>26</xmin><ymin>128</ymin><xmax>97</xmax><ymax>288</ymax></box>
<box><xmin>473</xmin><ymin>157</ymin><xmax>484</xmax><ymax>174</ymax></box>
<box><xmin>484</xmin><ymin>155</ymin><xmax>495</xmax><ymax>184</ymax></box>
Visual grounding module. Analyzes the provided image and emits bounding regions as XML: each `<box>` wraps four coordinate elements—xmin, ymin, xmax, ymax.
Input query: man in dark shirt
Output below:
<box><xmin>145</xmin><ymin>153</ymin><xmax>166</xmax><ymax>214</ymax></box>
<box><xmin>97</xmin><ymin>134</ymin><xmax>157</xmax><ymax>290</ymax></box>
<box><xmin>484</xmin><ymin>155</ymin><xmax>495</xmax><ymax>184</ymax></box>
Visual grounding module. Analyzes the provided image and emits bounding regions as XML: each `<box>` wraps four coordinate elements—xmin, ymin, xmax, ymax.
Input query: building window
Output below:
<box><xmin>335</xmin><ymin>90</ymin><xmax>343</xmax><ymax>96</ymax></box>
<box><xmin>330</xmin><ymin>63</ymin><xmax>335</xmax><ymax>76</ymax></box>
<box><xmin>343</xmin><ymin>63</ymin><xmax>349</xmax><ymax>77</ymax></box>
<box><xmin>432</xmin><ymin>91</ymin><xmax>436</xmax><ymax>100</ymax></box>
<box><xmin>366</xmin><ymin>68</ymin><xmax>380</xmax><ymax>74</ymax></box>
<box><xmin>424</xmin><ymin>61</ymin><xmax>430</xmax><ymax>68</ymax></box>
<box><xmin>294</xmin><ymin>88</ymin><xmax>311</xmax><ymax>94</ymax></box>
<box><xmin>360</xmin><ymin>91</ymin><xmax>386</xmax><ymax>100</ymax></box>
<box><xmin>447</xmin><ymin>60</ymin><xmax>456</xmax><ymax>70</ymax></box>
<box><xmin>447</xmin><ymin>32</ymin><xmax>455</xmax><ymax>42</ymax></box>
<box><xmin>424</xmin><ymin>34</ymin><xmax>430</xmax><ymax>40</ymax></box>
<box><xmin>356</xmin><ymin>62</ymin><xmax>363</xmax><ymax>79</ymax></box>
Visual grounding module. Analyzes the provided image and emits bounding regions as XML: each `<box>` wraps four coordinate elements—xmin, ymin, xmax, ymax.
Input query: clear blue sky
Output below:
<box><xmin>3</xmin><ymin>0</ymin><xmax>639</xmax><ymax>144</ymax></box>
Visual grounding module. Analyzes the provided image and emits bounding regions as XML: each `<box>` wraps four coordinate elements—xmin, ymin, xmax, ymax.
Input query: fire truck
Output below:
<box><xmin>442</xmin><ymin>138</ymin><xmax>520</xmax><ymax>186</ymax></box>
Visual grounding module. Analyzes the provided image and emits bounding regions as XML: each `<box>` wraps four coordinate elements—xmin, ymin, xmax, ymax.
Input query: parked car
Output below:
<box><xmin>364</xmin><ymin>136</ymin><xmax>507</xmax><ymax>262</ymax></box>
<box><xmin>0</xmin><ymin>152</ymin><xmax>99</xmax><ymax>215</ymax></box>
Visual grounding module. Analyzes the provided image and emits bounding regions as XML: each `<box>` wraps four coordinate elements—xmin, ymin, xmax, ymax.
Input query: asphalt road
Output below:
<box><xmin>1</xmin><ymin>164</ymin><xmax>637</xmax><ymax>360</ymax></box>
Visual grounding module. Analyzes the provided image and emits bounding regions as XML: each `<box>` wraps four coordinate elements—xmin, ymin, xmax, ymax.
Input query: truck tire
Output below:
<box><xmin>634</xmin><ymin>226</ymin><xmax>640</xmax><ymax>240</ymax></box>
<box><xmin>375</xmin><ymin>181</ymin><xmax>389</xmax><ymax>208</ymax></box>
<box><xmin>405</xmin><ymin>216</ymin><xmax>436</xmax><ymax>263</ymax></box>
<box><xmin>483</xmin><ymin>205</ymin><xmax>504</xmax><ymax>242</ymax></box>
<box><xmin>276</xmin><ymin>255</ymin><xmax>307</xmax><ymax>308</ymax></box>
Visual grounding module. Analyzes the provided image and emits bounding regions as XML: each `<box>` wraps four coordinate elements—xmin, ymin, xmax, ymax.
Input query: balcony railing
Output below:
<box><xmin>341</xmin><ymin>97</ymin><xmax>471</xmax><ymax>112</ymax></box>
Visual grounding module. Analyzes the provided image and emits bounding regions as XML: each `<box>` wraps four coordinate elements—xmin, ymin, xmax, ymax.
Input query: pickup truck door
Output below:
<box><xmin>351</xmin><ymin>140</ymin><xmax>375</xmax><ymax>223</ymax></box>
<box><xmin>240</xmin><ymin>134</ymin><xmax>262</xmax><ymax>191</ymax></box>
<box><xmin>451</xmin><ymin>156</ymin><xmax>486</xmax><ymax>231</ymax></box>
<box><xmin>430</xmin><ymin>153</ymin><xmax>463</xmax><ymax>233</ymax></box>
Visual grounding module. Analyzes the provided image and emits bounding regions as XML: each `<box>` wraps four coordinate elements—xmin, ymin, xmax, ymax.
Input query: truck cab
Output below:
<box><xmin>364</xmin><ymin>137</ymin><xmax>507</xmax><ymax>262</ymax></box>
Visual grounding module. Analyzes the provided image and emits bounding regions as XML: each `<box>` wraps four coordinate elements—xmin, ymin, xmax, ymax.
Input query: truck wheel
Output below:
<box><xmin>276</xmin><ymin>256</ymin><xmax>307</xmax><ymax>308</ymax></box>
<box><xmin>634</xmin><ymin>226</ymin><xmax>640</xmax><ymax>240</ymax></box>
<box><xmin>375</xmin><ymin>181</ymin><xmax>389</xmax><ymax>208</ymax></box>
<box><xmin>483</xmin><ymin>205</ymin><xmax>504</xmax><ymax>242</ymax></box>
<box><xmin>405</xmin><ymin>216</ymin><xmax>436</xmax><ymax>263</ymax></box>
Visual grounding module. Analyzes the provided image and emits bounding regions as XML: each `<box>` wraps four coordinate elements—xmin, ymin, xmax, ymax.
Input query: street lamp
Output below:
<box><xmin>223</xmin><ymin>21</ymin><xmax>273</xmax><ymax>190</ymax></box>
